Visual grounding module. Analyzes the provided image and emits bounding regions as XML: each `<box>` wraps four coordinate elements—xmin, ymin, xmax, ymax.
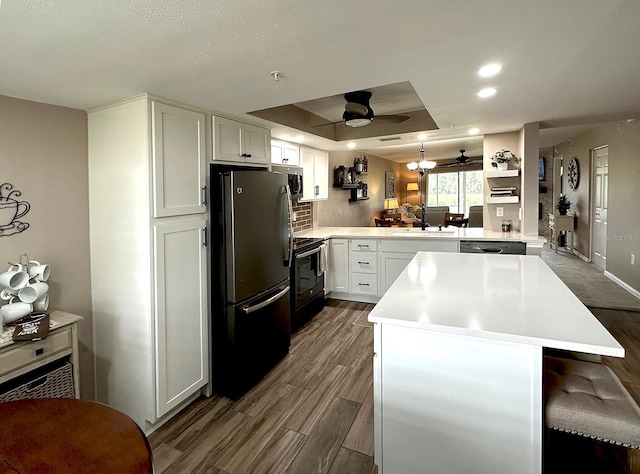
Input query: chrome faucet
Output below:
<box><xmin>421</xmin><ymin>202</ymin><xmax>427</xmax><ymax>231</ymax></box>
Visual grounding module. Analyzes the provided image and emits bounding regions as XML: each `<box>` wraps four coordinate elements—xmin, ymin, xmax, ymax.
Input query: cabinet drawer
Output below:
<box><xmin>0</xmin><ymin>328</ymin><xmax>72</xmax><ymax>378</ymax></box>
<box><xmin>351</xmin><ymin>239</ymin><xmax>377</xmax><ymax>252</ymax></box>
<box><xmin>351</xmin><ymin>273</ymin><xmax>378</xmax><ymax>296</ymax></box>
<box><xmin>351</xmin><ymin>253</ymin><xmax>378</xmax><ymax>274</ymax></box>
<box><xmin>379</xmin><ymin>239</ymin><xmax>458</xmax><ymax>253</ymax></box>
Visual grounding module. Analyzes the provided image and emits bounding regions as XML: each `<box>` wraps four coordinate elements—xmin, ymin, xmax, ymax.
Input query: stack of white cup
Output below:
<box><xmin>0</xmin><ymin>260</ymin><xmax>50</xmax><ymax>330</ymax></box>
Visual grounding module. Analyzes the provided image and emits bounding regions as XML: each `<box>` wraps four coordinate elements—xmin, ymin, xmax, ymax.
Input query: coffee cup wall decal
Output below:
<box><xmin>0</xmin><ymin>183</ymin><xmax>30</xmax><ymax>237</ymax></box>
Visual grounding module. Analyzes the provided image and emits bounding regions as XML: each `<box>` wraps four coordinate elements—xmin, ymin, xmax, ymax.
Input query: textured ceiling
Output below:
<box><xmin>1</xmin><ymin>0</ymin><xmax>639</xmax><ymax>163</ymax></box>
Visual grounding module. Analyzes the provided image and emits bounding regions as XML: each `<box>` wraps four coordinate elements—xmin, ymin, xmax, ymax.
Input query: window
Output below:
<box><xmin>427</xmin><ymin>170</ymin><xmax>483</xmax><ymax>214</ymax></box>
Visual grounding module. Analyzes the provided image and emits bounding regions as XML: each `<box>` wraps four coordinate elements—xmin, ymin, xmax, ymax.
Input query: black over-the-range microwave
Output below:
<box><xmin>272</xmin><ymin>165</ymin><xmax>303</xmax><ymax>199</ymax></box>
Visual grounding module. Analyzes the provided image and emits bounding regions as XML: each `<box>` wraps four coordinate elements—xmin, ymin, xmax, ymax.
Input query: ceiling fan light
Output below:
<box><xmin>345</xmin><ymin>117</ymin><xmax>371</xmax><ymax>127</ymax></box>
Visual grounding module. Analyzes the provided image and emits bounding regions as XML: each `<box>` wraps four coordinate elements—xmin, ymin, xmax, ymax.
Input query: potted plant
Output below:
<box><xmin>490</xmin><ymin>149</ymin><xmax>520</xmax><ymax>171</ymax></box>
<box><xmin>556</xmin><ymin>194</ymin><xmax>571</xmax><ymax>215</ymax></box>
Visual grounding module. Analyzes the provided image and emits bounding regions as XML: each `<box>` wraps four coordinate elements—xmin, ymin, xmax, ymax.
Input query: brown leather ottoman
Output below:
<box><xmin>0</xmin><ymin>399</ymin><xmax>153</xmax><ymax>473</ymax></box>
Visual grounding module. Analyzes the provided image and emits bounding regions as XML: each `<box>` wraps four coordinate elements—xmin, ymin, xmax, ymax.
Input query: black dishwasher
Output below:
<box><xmin>460</xmin><ymin>240</ymin><xmax>526</xmax><ymax>255</ymax></box>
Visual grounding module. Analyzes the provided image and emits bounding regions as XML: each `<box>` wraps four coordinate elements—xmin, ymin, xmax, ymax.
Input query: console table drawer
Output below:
<box><xmin>0</xmin><ymin>328</ymin><xmax>73</xmax><ymax>378</ymax></box>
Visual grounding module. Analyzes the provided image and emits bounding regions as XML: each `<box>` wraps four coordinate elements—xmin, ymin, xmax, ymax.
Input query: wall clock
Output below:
<box><xmin>568</xmin><ymin>157</ymin><xmax>580</xmax><ymax>190</ymax></box>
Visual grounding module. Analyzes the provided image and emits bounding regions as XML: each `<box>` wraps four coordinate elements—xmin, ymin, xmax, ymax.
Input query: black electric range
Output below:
<box><xmin>291</xmin><ymin>237</ymin><xmax>326</xmax><ymax>331</ymax></box>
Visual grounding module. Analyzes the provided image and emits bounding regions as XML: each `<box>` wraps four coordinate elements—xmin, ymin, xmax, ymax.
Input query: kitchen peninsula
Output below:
<box><xmin>368</xmin><ymin>251</ymin><xmax>623</xmax><ymax>474</ymax></box>
<box><xmin>296</xmin><ymin>226</ymin><xmax>546</xmax><ymax>302</ymax></box>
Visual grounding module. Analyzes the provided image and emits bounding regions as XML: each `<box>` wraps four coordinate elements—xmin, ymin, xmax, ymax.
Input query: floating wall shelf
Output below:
<box><xmin>486</xmin><ymin>196</ymin><xmax>519</xmax><ymax>204</ymax></box>
<box><xmin>486</xmin><ymin>169</ymin><xmax>519</xmax><ymax>178</ymax></box>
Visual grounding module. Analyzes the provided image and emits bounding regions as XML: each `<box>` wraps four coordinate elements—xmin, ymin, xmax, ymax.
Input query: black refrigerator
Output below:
<box><xmin>210</xmin><ymin>166</ymin><xmax>293</xmax><ymax>398</ymax></box>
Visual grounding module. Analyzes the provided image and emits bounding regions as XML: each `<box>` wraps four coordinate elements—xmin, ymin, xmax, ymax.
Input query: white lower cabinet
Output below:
<box><xmin>350</xmin><ymin>240</ymin><xmax>378</xmax><ymax>299</ymax></box>
<box><xmin>154</xmin><ymin>218</ymin><xmax>208</xmax><ymax>418</ymax></box>
<box><xmin>329</xmin><ymin>239</ymin><xmax>349</xmax><ymax>293</ymax></box>
<box><xmin>378</xmin><ymin>239</ymin><xmax>458</xmax><ymax>296</ymax></box>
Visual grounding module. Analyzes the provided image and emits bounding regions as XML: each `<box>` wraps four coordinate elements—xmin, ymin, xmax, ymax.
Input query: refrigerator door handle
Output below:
<box><xmin>285</xmin><ymin>184</ymin><xmax>294</xmax><ymax>267</ymax></box>
<box><xmin>243</xmin><ymin>286</ymin><xmax>290</xmax><ymax>315</ymax></box>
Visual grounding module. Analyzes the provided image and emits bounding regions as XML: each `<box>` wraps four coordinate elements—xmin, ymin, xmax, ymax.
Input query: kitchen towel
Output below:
<box><xmin>318</xmin><ymin>243</ymin><xmax>328</xmax><ymax>276</ymax></box>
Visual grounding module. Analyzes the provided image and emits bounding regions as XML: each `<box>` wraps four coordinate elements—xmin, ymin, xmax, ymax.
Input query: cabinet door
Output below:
<box><xmin>330</xmin><ymin>239</ymin><xmax>350</xmax><ymax>293</ymax></box>
<box><xmin>314</xmin><ymin>149</ymin><xmax>329</xmax><ymax>200</ymax></box>
<box><xmin>152</xmin><ymin>102</ymin><xmax>206</xmax><ymax>217</ymax></box>
<box><xmin>283</xmin><ymin>142</ymin><xmax>300</xmax><ymax>166</ymax></box>
<box><xmin>271</xmin><ymin>140</ymin><xmax>285</xmax><ymax>164</ymax></box>
<box><xmin>300</xmin><ymin>148</ymin><xmax>316</xmax><ymax>201</ymax></box>
<box><xmin>213</xmin><ymin>116</ymin><xmax>244</xmax><ymax>162</ymax></box>
<box><xmin>379</xmin><ymin>252</ymin><xmax>415</xmax><ymax>296</ymax></box>
<box><xmin>244</xmin><ymin>124</ymin><xmax>270</xmax><ymax>165</ymax></box>
<box><xmin>154</xmin><ymin>218</ymin><xmax>208</xmax><ymax>417</ymax></box>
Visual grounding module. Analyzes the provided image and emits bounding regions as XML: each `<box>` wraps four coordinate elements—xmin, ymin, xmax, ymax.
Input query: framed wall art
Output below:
<box><xmin>385</xmin><ymin>171</ymin><xmax>396</xmax><ymax>199</ymax></box>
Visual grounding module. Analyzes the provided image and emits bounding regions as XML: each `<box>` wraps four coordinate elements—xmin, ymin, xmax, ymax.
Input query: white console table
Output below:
<box><xmin>549</xmin><ymin>213</ymin><xmax>574</xmax><ymax>253</ymax></box>
<box><xmin>369</xmin><ymin>252</ymin><xmax>623</xmax><ymax>474</ymax></box>
<box><xmin>0</xmin><ymin>311</ymin><xmax>83</xmax><ymax>398</ymax></box>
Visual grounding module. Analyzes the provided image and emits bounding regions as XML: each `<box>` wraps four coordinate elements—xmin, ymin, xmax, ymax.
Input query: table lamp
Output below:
<box><xmin>384</xmin><ymin>197</ymin><xmax>399</xmax><ymax>214</ymax></box>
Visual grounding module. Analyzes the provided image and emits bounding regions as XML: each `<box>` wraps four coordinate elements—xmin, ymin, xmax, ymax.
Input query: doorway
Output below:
<box><xmin>591</xmin><ymin>146</ymin><xmax>608</xmax><ymax>270</ymax></box>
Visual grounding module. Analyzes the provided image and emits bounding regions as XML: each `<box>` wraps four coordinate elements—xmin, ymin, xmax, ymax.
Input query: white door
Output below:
<box><xmin>329</xmin><ymin>239</ymin><xmax>349</xmax><ymax>293</ymax></box>
<box><xmin>154</xmin><ymin>218</ymin><xmax>208</xmax><ymax>417</ymax></box>
<box><xmin>152</xmin><ymin>102</ymin><xmax>206</xmax><ymax>218</ymax></box>
<box><xmin>213</xmin><ymin>116</ymin><xmax>244</xmax><ymax>163</ymax></box>
<box><xmin>592</xmin><ymin>146</ymin><xmax>608</xmax><ymax>269</ymax></box>
<box><xmin>300</xmin><ymin>148</ymin><xmax>316</xmax><ymax>201</ymax></box>
<box><xmin>314</xmin><ymin>150</ymin><xmax>329</xmax><ymax>200</ymax></box>
<box><xmin>244</xmin><ymin>124</ymin><xmax>270</xmax><ymax>165</ymax></box>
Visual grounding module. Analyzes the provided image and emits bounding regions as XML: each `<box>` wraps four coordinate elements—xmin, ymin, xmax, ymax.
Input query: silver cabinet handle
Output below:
<box><xmin>357</xmin><ymin>261</ymin><xmax>370</xmax><ymax>265</ymax></box>
<box><xmin>358</xmin><ymin>283</ymin><xmax>370</xmax><ymax>286</ymax></box>
<box><xmin>202</xmin><ymin>227</ymin><xmax>208</xmax><ymax>247</ymax></box>
<box><xmin>201</xmin><ymin>186</ymin><xmax>207</xmax><ymax>205</ymax></box>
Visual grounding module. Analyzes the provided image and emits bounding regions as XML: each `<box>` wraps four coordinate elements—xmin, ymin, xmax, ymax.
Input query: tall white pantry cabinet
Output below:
<box><xmin>88</xmin><ymin>96</ymin><xmax>208</xmax><ymax>433</ymax></box>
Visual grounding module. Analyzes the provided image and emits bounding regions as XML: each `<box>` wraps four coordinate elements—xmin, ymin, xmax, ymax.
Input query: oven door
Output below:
<box><xmin>294</xmin><ymin>245</ymin><xmax>323</xmax><ymax>309</ymax></box>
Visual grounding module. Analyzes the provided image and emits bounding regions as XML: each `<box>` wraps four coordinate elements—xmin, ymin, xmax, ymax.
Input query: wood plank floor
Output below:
<box><xmin>149</xmin><ymin>300</ymin><xmax>377</xmax><ymax>474</ymax></box>
<box><xmin>149</xmin><ymin>302</ymin><xmax>640</xmax><ymax>473</ymax></box>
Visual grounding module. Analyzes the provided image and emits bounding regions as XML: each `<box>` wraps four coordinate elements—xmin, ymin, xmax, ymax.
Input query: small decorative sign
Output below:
<box><xmin>0</xmin><ymin>183</ymin><xmax>30</xmax><ymax>237</ymax></box>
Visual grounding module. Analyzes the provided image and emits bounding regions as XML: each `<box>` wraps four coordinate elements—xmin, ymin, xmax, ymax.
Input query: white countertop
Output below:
<box><xmin>368</xmin><ymin>252</ymin><xmax>624</xmax><ymax>357</ymax></box>
<box><xmin>296</xmin><ymin>226</ymin><xmax>546</xmax><ymax>243</ymax></box>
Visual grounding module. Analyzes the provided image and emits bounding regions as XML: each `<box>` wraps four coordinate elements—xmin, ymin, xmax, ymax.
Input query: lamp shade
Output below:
<box><xmin>384</xmin><ymin>198</ymin><xmax>399</xmax><ymax>210</ymax></box>
<box><xmin>406</xmin><ymin>182</ymin><xmax>419</xmax><ymax>191</ymax></box>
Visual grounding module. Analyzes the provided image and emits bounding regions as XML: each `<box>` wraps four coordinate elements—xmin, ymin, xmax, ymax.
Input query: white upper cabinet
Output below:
<box><xmin>300</xmin><ymin>147</ymin><xmax>329</xmax><ymax>201</ymax></box>
<box><xmin>212</xmin><ymin>116</ymin><xmax>270</xmax><ymax>165</ymax></box>
<box><xmin>271</xmin><ymin>139</ymin><xmax>300</xmax><ymax>166</ymax></box>
<box><xmin>152</xmin><ymin>102</ymin><xmax>206</xmax><ymax>218</ymax></box>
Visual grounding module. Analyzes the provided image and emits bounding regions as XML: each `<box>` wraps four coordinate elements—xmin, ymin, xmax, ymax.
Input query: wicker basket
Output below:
<box><xmin>0</xmin><ymin>362</ymin><xmax>75</xmax><ymax>402</ymax></box>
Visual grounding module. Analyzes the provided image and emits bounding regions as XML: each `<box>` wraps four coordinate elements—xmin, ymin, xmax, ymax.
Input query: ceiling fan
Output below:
<box><xmin>314</xmin><ymin>90</ymin><xmax>411</xmax><ymax>128</ymax></box>
<box><xmin>440</xmin><ymin>150</ymin><xmax>483</xmax><ymax>168</ymax></box>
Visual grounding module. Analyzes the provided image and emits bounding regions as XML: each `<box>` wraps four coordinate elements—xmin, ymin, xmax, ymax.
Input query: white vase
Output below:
<box><xmin>497</xmin><ymin>162</ymin><xmax>508</xmax><ymax>171</ymax></box>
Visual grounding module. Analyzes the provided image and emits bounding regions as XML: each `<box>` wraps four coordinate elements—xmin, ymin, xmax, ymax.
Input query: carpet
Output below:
<box><xmin>541</xmin><ymin>245</ymin><xmax>640</xmax><ymax>312</ymax></box>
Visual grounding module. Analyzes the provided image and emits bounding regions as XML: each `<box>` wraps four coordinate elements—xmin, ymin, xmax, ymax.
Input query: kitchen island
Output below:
<box><xmin>368</xmin><ymin>252</ymin><xmax>623</xmax><ymax>474</ymax></box>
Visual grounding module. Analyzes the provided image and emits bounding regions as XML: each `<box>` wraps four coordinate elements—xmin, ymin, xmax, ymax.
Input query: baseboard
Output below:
<box><xmin>604</xmin><ymin>271</ymin><xmax>640</xmax><ymax>300</ymax></box>
<box><xmin>573</xmin><ymin>250</ymin><xmax>590</xmax><ymax>262</ymax></box>
<box><xmin>327</xmin><ymin>291</ymin><xmax>380</xmax><ymax>304</ymax></box>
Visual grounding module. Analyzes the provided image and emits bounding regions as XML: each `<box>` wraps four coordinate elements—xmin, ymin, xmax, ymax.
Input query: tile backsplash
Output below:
<box><xmin>292</xmin><ymin>201</ymin><xmax>312</xmax><ymax>233</ymax></box>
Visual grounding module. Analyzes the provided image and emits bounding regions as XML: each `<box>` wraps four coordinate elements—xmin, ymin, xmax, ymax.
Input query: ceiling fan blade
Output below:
<box><xmin>373</xmin><ymin>114</ymin><xmax>411</xmax><ymax>124</ymax></box>
<box><xmin>311</xmin><ymin>121</ymin><xmax>341</xmax><ymax>128</ymax></box>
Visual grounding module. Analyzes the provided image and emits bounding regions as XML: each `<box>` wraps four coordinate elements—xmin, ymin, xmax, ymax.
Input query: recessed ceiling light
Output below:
<box><xmin>477</xmin><ymin>88</ymin><xmax>497</xmax><ymax>98</ymax></box>
<box><xmin>478</xmin><ymin>64</ymin><xmax>503</xmax><ymax>77</ymax></box>
<box><xmin>347</xmin><ymin>142</ymin><xmax>356</xmax><ymax>149</ymax></box>
<box><xmin>417</xmin><ymin>133</ymin><xmax>427</xmax><ymax>140</ymax></box>
<box><xmin>468</xmin><ymin>128</ymin><xmax>480</xmax><ymax>135</ymax></box>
